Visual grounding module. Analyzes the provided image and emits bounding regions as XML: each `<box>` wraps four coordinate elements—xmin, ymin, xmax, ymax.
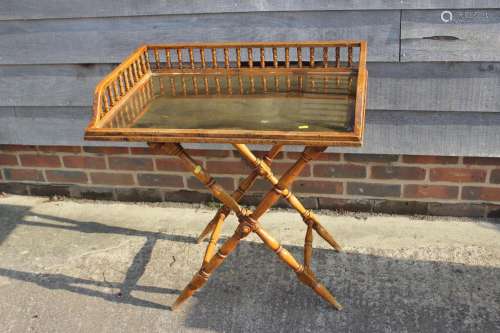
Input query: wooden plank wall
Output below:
<box><xmin>1</xmin><ymin>2</ymin><xmax>499</xmax><ymax>156</ymax></box>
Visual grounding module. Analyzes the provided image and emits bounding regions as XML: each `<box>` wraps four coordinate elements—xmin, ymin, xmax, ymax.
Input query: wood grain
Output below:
<box><xmin>368</xmin><ymin>62</ymin><xmax>500</xmax><ymax>112</ymax></box>
<box><xmin>0</xmin><ymin>11</ymin><xmax>399</xmax><ymax>64</ymax></box>
<box><xmin>2</xmin><ymin>1</ymin><xmax>499</xmax><ymax>20</ymax></box>
<box><xmin>401</xmin><ymin>9</ymin><xmax>500</xmax><ymax>61</ymax></box>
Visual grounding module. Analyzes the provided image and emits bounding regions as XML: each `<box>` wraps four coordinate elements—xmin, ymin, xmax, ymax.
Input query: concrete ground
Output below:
<box><xmin>0</xmin><ymin>195</ymin><xmax>498</xmax><ymax>333</ymax></box>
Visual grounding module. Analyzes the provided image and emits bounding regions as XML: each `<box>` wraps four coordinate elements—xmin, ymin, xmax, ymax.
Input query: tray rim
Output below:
<box><xmin>85</xmin><ymin>41</ymin><xmax>367</xmax><ymax>146</ymax></box>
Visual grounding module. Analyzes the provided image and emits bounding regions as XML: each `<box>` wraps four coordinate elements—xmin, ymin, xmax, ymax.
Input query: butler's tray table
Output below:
<box><xmin>85</xmin><ymin>41</ymin><xmax>368</xmax><ymax>310</ymax></box>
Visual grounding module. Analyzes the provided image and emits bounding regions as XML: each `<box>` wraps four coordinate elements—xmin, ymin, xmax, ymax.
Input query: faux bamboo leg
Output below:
<box><xmin>172</xmin><ymin>222</ymin><xmax>253</xmax><ymax>309</ymax></box>
<box><xmin>234</xmin><ymin>144</ymin><xmax>341</xmax><ymax>251</ymax></box>
<box><xmin>254</xmin><ymin>225</ymin><xmax>342</xmax><ymax>310</ymax></box>
<box><xmin>149</xmin><ymin>142</ymin><xmax>257</xmax><ymax>309</ymax></box>
<box><xmin>304</xmin><ymin>223</ymin><xmax>313</xmax><ymax>269</ymax></box>
<box><xmin>150</xmin><ymin>142</ymin><xmax>341</xmax><ymax>310</ymax></box>
<box><xmin>201</xmin><ymin>208</ymin><xmax>228</xmax><ymax>267</ymax></box>
<box><xmin>196</xmin><ymin>144</ymin><xmax>283</xmax><ymax>243</ymax></box>
<box><xmin>149</xmin><ymin>143</ymin><xmax>246</xmax><ymax>217</ymax></box>
<box><xmin>196</xmin><ymin>214</ymin><xmax>220</xmax><ymax>243</ymax></box>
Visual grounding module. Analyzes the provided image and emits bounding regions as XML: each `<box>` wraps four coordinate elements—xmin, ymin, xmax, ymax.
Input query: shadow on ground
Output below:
<box><xmin>0</xmin><ymin>203</ymin><xmax>499</xmax><ymax>332</ymax></box>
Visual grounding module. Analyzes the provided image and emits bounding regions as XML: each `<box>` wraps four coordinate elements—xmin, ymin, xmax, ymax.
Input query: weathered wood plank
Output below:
<box><xmin>2</xmin><ymin>62</ymin><xmax>499</xmax><ymax>112</ymax></box>
<box><xmin>1</xmin><ymin>1</ymin><xmax>499</xmax><ymax>20</ymax></box>
<box><xmin>401</xmin><ymin>9</ymin><xmax>500</xmax><ymax>61</ymax></box>
<box><xmin>2</xmin><ymin>107</ymin><xmax>500</xmax><ymax>156</ymax></box>
<box><xmin>368</xmin><ymin>62</ymin><xmax>500</xmax><ymax>112</ymax></box>
<box><xmin>0</xmin><ymin>11</ymin><xmax>399</xmax><ymax>64</ymax></box>
<box><xmin>0</xmin><ymin>65</ymin><xmax>115</xmax><ymax>107</ymax></box>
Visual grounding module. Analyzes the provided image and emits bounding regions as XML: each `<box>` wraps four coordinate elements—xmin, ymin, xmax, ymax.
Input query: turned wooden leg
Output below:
<box><xmin>201</xmin><ymin>207</ymin><xmax>228</xmax><ymax>267</ymax></box>
<box><xmin>254</xmin><ymin>225</ymin><xmax>342</xmax><ymax>310</ymax></box>
<box><xmin>196</xmin><ymin>215</ymin><xmax>219</xmax><ymax>243</ymax></box>
<box><xmin>234</xmin><ymin>144</ymin><xmax>342</xmax><ymax>252</ymax></box>
<box><xmin>196</xmin><ymin>144</ymin><xmax>283</xmax><ymax>243</ymax></box>
<box><xmin>173</xmin><ymin>221</ymin><xmax>253</xmax><ymax>309</ymax></box>
<box><xmin>149</xmin><ymin>142</ymin><xmax>259</xmax><ymax>309</ymax></box>
<box><xmin>304</xmin><ymin>223</ymin><xmax>313</xmax><ymax>269</ymax></box>
<box><xmin>151</xmin><ymin>142</ymin><xmax>342</xmax><ymax>310</ymax></box>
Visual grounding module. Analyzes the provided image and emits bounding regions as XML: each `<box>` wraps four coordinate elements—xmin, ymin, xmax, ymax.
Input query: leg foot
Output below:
<box><xmin>296</xmin><ymin>267</ymin><xmax>343</xmax><ymax>310</ymax></box>
<box><xmin>172</xmin><ymin>223</ymin><xmax>251</xmax><ymax>309</ymax></box>
<box><xmin>197</xmin><ymin>218</ymin><xmax>217</xmax><ymax>243</ymax></box>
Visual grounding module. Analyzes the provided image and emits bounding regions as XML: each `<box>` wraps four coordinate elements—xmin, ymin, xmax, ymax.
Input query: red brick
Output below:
<box><xmin>3</xmin><ymin>168</ymin><xmax>44</xmax><ymax>182</ymax></box>
<box><xmin>156</xmin><ymin>158</ymin><xmax>189</xmax><ymax>172</ymax></box>
<box><xmin>462</xmin><ymin>186</ymin><xmax>500</xmax><ymax>202</ymax></box>
<box><xmin>37</xmin><ymin>146</ymin><xmax>82</xmax><ymax>153</ymax></box>
<box><xmin>83</xmin><ymin>146</ymin><xmax>129</xmax><ymax>155</ymax></box>
<box><xmin>344</xmin><ymin>154</ymin><xmax>399</xmax><ymax>163</ymax></box>
<box><xmin>287</xmin><ymin>151</ymin><xmax>340</xmax><ymax>161</ymax></box>
<box><xmin>206</xmin><ymin>160</ymin><xmax>252</xmax><ymax>175</ymax></box>
<box><xmin>252</xmin><ymin>151</ymin><xmax>285</xmax><ymax>160</ymax></box>
<box><xmin>19</xmin><ymin>154</ymin><xmax>61</xmax><ymax>168</ymax></box>
<box><xmin>137</xmin><ymin>173</ymin><xmax>184</xmax><ymax>187</ymax></box>
<box><xmin>0</xmin><ymin>144</ymin><xmax>37</xmax><ymax>152</ymax></box>
<box><xmin>63</xmin><ymin>156</ymin><xmax>106</xmax><ymax>169</ymax></box>
<box><xmin>491</xmin><ymin>169</ymin><xmax>500</xmax><ymax>184</ymax></box>
<box><xmin>314</xmin><ymin>164</ymin><xmax>366</xmax><ymax>178</ymax></box>
<box><xmin>242</xmin><ymin>178</ymin><xmax>272</xmax><ymax>192</ymax></box>
<box><xmin>108</xmin><ymin>157</ymin><xmax>153</xmax><ymax>171</ymax></box>
<box><xmin>90</xmin><ymin>172</ymin><xmax>135</xmax><ymax>186</ymax></box>
<box><xmin>403</xmin><ymin>185</ymin><xmax>458</xmax><ymax>200</ymax></box>
<box><xmin>130</xmin><ymin>147</ymin><xmax>155</xmax><ymax>155</ymax></box>
<box><xmin>347</xmin><ymin>182</ymin><xmax>401</xmax><ymax>198</ymax></box>
<box><xmin>402</xmin><ymin>155</ymin><xmax>458</xmax><ymax>165</ymax></box>
<box><xmin>292</xmin><ymin>180</ymin><xmax>343</xmax><ymax>194</ymax></box>
<box><xmin>45</xmin><ymin>170</ymin><xmax>88</xmax><ymax>184</ymax></box>
<box><xmin>187</xmin><ymin>149</ymin><xmax>231</xmax><ymax>158</ymax></box>
<box><xmin>187</xmin><ymin>176</ymin><xmax>234</xmax><ymax>191</ymax></box>
<box><xmin>0</xmin><ymin>154</ymin><xmax>18</xmax><ymax>166</ymax></box>
<box><xmin>272</xmin><ymin>162</ymin><xmax>310</xmax><ymax>177</ymax></box>
<box><xmin>371</xmin><ymin>166</ymin><xmax>425</xmax><ymax>180</ymax></box>
<box><xmin>430</xmin><ymin>168</ymin><xmax>486</xmax><ymax>183</ymax></box>
<box><xmin>463</xmin><ymin>157</ymin><xmax>500</xmax><ymax>166</ymax></box>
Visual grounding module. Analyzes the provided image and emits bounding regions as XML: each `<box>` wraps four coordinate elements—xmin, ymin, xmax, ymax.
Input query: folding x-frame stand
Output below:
<box><xmin>149</xmin><ymin>142</ymin><xmax>343</xmax><ymax>310</ymax></box>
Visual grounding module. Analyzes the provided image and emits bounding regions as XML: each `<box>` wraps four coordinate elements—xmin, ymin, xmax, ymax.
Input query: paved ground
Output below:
<box><xmin>0</xmin><ymin>194</ymin><xmax>499</xmax><ymax>332</ymax></box>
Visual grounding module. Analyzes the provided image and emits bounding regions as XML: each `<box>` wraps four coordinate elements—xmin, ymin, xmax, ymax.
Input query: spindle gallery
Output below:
<box><xmin>85</xmin><ymin>41</ymin><xmax>368</xmax><ymax>309</ymax></box>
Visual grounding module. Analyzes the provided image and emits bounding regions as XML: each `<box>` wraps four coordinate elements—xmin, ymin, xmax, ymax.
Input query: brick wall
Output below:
<box><xmin>1</xmin><ymin>144</ymin><xmax>499</xmax><ymax>218</ymax></box>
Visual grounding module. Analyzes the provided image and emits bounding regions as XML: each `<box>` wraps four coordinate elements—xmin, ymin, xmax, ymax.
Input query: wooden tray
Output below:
<box><xmin>84</xmin><ymin>41</ymin><xmax>367</xmax><ymax>146</ymax></box>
